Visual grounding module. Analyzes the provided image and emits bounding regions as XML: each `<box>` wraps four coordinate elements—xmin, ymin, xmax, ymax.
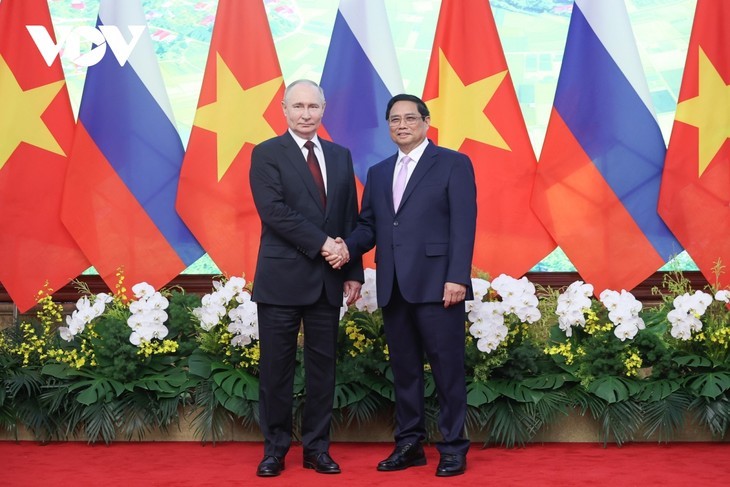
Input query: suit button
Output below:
<box><xmin>393</xmin><ymin>221</ymin><xmax>399</xmax><ymax>226</ymax></box>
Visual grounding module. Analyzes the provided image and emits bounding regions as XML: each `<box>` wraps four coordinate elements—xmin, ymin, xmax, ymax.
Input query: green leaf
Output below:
<box><xmin>587</xmin><ymin>377</ymin><xmax>638</xmax><ymax>403</ymax></box>
<box><xmin>597</xmin><ymin>400</ymin><xmax>643</xmax><ymax>446</ymax></box>
<box><xmin>480</xmin><ymin>398</ymin><xmax>540</xmax><ymax>447</ymax></box>
<box><xmin>690</xmin><ymin>395</ymin><xmax>730</xmax><ymax>436</ymax></box>
<box><xmin>642</xmin><ymin>390</ymin><xmax>691</xmax><ymax>442</ymax></box>
<box><xmin>424</xmin><ymin>371</ymin><xmax>436</xmax><ymax>398</ymax></box>
<box><xmin>685</xmin><ymin>372</ymin><xmax>730</xmax><ymax>399</ymax></box>
<box><xmin>333</xmin><ymin>382</ymin><xmax>367</xmax><ymax>409</ymax></box>
<box><xmin>489</xmin><ymin>379</ymin><xmax>544</xmax><ymax>403</ymax></box>
<box><xmin>133</xmin><ymin>369</ymin><xmax>189</xmax><ymax>397</ymax></box>
<box><xmin>634</xmin><ymin>379</ymin><xmax>681</xmax><ymax>402</ymax></box>
<box><xmin>214</xmin><ymin>388</ymin><xmax>247</xmax><ymax>415</ymax></box>
<box><xmin>466</xmin><ymin>380</ymin><xmax>498</xmax><ymax>407</ymax></box>
<box><xmin>41</xmin><ymin>363</ymin><xmax>72</xmax><ymax>379</ymax></box>
<box><xmin>212</xmin><ymin>368</ymin><xmax>259</xmax><ymax>401</ymax></box>
<box><xmin>367</xmin><ymin>376</ymin><xmax>395</xmax><ymax>402</ymax></box>
<box><xmin>187</xmin><ymin>350</ymin><xmax>214</xmax><ymax>379</ymax></box>
<box><xmin>522</xmin><ymin>373</ymin><xmax>575</xmax><ymax>390</ymax></box>
<box><xmin>68</xmin><ymin>378</ymin><xmax>126</xmax><ymax>405</ymax></box>
<box><xmin>673</xmin><ymin>354</ymin><xmax>713</xmax><ymax>368</ymax></box>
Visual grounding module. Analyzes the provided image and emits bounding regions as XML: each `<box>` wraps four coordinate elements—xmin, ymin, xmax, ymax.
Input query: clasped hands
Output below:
<box><xmin>321</xmin><ymin>236</ymin><xmax>349</xmax><ymax>269</ymax></box>
<box><xmin>321</xmin><ymin>237</ymin><xmax>361</xmax><ymax>305</ymax></box>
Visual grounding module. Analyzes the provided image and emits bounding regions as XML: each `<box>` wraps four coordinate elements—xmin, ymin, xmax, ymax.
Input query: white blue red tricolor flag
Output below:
<box><xmin>61</xmin><ymin>0</ymin><xmax>203</xmax><ymax>294</ymax></box>
<box><xmin>531</xmin><ymin>0</ymin><xmax>681</xmax><ymax>294</ymax></box>
<box><xmin>320</xmin><ymin>0</ymin><xmax>404</xmax><ymax>184</ymax></box>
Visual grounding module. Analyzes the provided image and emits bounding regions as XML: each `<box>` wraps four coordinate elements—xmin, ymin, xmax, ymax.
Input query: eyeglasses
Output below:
<box><xmin>388</xmin><ymin>115</ymin><xmax>425</xmax><ymax>127</ymax></box>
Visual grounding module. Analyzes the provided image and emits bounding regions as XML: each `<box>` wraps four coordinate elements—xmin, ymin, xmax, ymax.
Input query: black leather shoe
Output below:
<box><xmin>256</xmin><ymin>456</ymin><xmax>285</xmax><ymax>477</ymax></box>
<box><xmin>303</xmin><ymin>451</ymin><xmax>341</xmax><ymax>474</ymax></box>
<box><xmin>436</xmin><ymin>453</ymin><xmax>466</xmax><ymax>477</ymax></box>
<box><xmin>377</xmin><ymin>443</ymin><xmax>427</xmax><ymax>471</ymax></box>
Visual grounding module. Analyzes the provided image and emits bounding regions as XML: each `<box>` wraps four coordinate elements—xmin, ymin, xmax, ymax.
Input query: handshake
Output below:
<box><xmin>321</xmin><ymin>236</ymin><xmax>349</xmax><ymax>269</ymax></box>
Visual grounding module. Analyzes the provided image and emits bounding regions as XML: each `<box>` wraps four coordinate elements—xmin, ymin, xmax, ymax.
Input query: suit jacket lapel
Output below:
<box><xmin>398</xmin><ymin>141</ymin><xmax>438</xmax><ymax>212</ymax></box>
<box><xmin>280</xmin><ymin>132</ymin><xmax>326</xmax><ymax>212</ymax></box>
<box><xmin>321</xmin><ymin>139</ymin><xmax>337</xmax><ymax>217</ymax></box>
<box><xmin>383</xmin><ymin>154</ymin><xmax>398</xmax><ymax>215</ymax></box>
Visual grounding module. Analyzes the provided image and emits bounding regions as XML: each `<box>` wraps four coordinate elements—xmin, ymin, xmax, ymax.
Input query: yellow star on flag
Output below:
<box><xmin>0</xmin><ymin>54</ymin><xmax>66</xmax><ymax>171</ymax></box>
<box><xmin>675</xmin><ymin>47</ymin><xmax>730</xmax><ymax>177</ymax></box>
<box><xmin>426</xmin><ymin>49</ymin><xmax>510</xmax><ymax>152</ymax></box>
<box><xmin>194</xmin><ymin>52</ymin><xmax>282</xmax><ymax>181</ymax></box>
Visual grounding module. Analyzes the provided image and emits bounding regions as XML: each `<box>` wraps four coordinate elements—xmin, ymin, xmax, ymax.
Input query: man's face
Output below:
<box><xmin>282</xmin><ymin>83</ymin><xmax>325</xmax><ymax>140</ymax></box>
<box><xmin>388</xmin><ymin>100</ymin><xmax>429</xmax><ymax>152</ymax></box>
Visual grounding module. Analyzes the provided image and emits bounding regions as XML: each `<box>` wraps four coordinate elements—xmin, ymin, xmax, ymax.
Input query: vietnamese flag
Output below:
<box><xmin>422</xmin><ymin>0</ymin><xmax>556</xmax><ymax>279</ymax></box>
<box><xmin>658</xmin><ymin>0</ymin><xmax>730</xmax><ymax>289</ymax></box>
<box><xmin>176</xmin><ymin>0</ymin><xmax>287</xmax><ymax>278</ymax></box>
<box><xmin>0</xmin><ymin>0</ymin><xmax>89</xmax><ymax>311</ymax></box>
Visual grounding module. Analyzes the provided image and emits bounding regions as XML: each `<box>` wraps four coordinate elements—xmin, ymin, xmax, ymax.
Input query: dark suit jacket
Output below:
<box><xmin>250</xmin><ymin>131</ymin><xmax>363</xmax><ymax>307</ymax></box>
<box><xmin>347</xmin><ymin>140</ymin><xmax>477</xmax><ymax>307</ymax></box>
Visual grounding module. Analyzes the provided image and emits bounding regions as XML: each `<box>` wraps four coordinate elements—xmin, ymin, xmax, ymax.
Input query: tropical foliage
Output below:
<box><xmin>2</xmin><ymin>267</ymin><xmax>730</xmax><ymax>447</ymax></box>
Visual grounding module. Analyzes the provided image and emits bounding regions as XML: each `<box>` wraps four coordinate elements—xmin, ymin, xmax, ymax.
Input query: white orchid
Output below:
<box><xmin>126</xmin><ymin>284</ymin><xmax>170</xmax><ymax>346</ymax></box>
<box><xmin>555</xmin><ymin>281</ymin><xmax>593</xmax><ymax>337</ymax></box>
<box><xmin>58</xmin><ymin>292</ymin><xmax>112</xmax><ymax>342</ymax></box>
<box><xmin>355</xmin><ymin>268</ymin><xmax>378</xmax><ymax>313</ymax></box>
<box><xmin>192</xmin><ymin>276</ymin><xmax>258</xmax><ymax>348</ymax></box>
<box><xmin>667</xmin><ymin>291</ymin><xmax>713</xmax><ymax>340</ymax></box>
<box><xmin>131</xmin><ymin>282</ymin><xmax>156</xmax><ymax>299</ymax></box>
<box><xmin>715</xmin><ymin>289</ymin><xmax>730</xmax><ymax>303</ymax></box>
<box><xmin>466</xmin><ymin>278</ymin><xmax>490</xmax><ymax>313</ymax></box>
<box><xmin>599</xmin><ymin>289</ymin><xmax>644</xmax><ymax>341</ymax></box>
<box><xmin>467</xmin><ymin>274</ymin><xmax>541</xmax><ymax>354</ymax></box>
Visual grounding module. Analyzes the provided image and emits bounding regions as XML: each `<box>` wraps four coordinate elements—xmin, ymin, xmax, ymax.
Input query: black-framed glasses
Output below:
<box><xmin>388</xmin><ymin>115</ymin><xmax>425</xmax><ymax>127</ymax></box>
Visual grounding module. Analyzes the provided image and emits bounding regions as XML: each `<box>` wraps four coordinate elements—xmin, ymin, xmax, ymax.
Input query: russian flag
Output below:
<box><xmin>320</xmin><ymin>0</ymin><xmax>404</xmax><ymax>183</ymax></box>
<box><xmin>531</xmin><ymin>0</ymin><xmax>681</xmax><ymax>294</ymax></box>
<box><xmin>61</xmin><ymin>0</ymin><xmax>203</xmax><ymax>293</ymax></box>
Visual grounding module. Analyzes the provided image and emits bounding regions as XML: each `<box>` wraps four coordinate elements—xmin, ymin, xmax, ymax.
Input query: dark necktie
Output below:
<box><xmin>304</xmin><ymin>140</ymin><xmax>326</xmax><ymax>208</ymax></box>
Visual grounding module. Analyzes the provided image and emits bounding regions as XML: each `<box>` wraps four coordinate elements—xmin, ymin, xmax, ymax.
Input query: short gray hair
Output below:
<box><xmin>284</xmin><ymin>79</ymin><xmax>325</xmax><ymax>104</ymax></box>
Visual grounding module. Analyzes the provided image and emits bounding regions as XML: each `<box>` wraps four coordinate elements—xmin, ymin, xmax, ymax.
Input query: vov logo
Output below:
<box><xmin>27</xmin><ymin>25</ymin><xmax>146</xmax><ymax>67</ymax></box>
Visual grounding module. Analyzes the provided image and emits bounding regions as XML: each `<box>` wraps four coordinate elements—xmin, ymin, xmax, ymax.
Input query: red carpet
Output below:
<box><xmin>3</xmin><ymin>441</ymin><xmax>730</xmax><ymax>486</ymax></box>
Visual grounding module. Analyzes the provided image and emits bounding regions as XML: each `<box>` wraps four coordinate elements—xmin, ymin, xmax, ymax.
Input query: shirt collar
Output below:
<box><xmin>289</xmin><ymin>129</ymin><xmax>321</xmax><ymax>150</ymax></box>
<box><xmin>397</xmin><ymin>137</ymin><xmax>429</xmax><ymax>164</ymax></box>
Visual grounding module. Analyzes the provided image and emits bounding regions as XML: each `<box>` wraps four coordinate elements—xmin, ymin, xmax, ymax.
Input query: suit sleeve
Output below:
<box><xmin>345</xmin><ymin>166</ymin><xmax>377</xmax><ymax>260</ymax></box>
<box><xmin>341</xmin><ymin>149</ymin><xmax>365</xmax><ymax>283</ymax></box>
<box><xmin>250</xmin><ymin>143</ymin><xmax>328</xmax><ymax>259</ymax></box>
<box><xmin>447</xmin><ymin>153</ymin><xmax>477</xmax><ymax>285</ymax></box>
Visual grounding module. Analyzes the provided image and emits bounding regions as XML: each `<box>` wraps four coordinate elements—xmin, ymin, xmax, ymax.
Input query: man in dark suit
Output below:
<box><xmin>249</xmin><ymin>79</ymin><xmax>363</xmax><ymax>477</ymax></box>
<box><xmin>330</xmin><ymin>94</ymin><xmax>476</xmax><ymax>477</ymax></box>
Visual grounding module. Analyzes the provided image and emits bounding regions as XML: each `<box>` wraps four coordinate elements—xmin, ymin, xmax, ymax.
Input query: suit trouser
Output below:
<box><xmin>382</xmin><ymin>278</ymin><xmax>470</xmax><ymax>456</ymax></box>
<box><xmin>257</xmin><ymin>290</ymin><xmax>340</xmax><ymax>457</ymax></box>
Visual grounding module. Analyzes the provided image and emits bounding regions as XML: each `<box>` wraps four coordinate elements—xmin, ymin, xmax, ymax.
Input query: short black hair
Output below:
<box><xmin>385</xmin><ymin>94</ymin><xmax>430</xmax><ymax>120</ymax></box>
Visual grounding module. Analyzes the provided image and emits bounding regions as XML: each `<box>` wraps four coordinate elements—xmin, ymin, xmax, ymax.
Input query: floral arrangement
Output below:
<box><xmin>0</xmin><ymin>273</ymin><xmax>201</xmax><ymax>443</ymax></box>
<box><xmin>184</xmin><ymin>276</ymin><xmax>261</xmax><ymax>442</ymax></box>
<box><xmin>3</xmin><ymin>267</ymin><xmax>730</xmax><ymax>447</ymax></box>
<box><xmin>190</xmin><ymin>276</ymin><xmax>259</xmax><ymax>369</ymax></box>
<box><xmin>665</xmin><ymin>288</ymin><xmax>730</xmax><ymax>364</ymax></box>
<box><xmin>335</xmin><ymin>268</ymin><xmax>392</xmax><ymax>426</ymax></box>
<box><xmin>464</xmin><ymin>274</ymin><xmax>554</xmax><ymax>384</ymax></box>
<box><xmin>544</xmin><ymin>282</ymin><xmax>664</xmax><ymax>384</ymax></box>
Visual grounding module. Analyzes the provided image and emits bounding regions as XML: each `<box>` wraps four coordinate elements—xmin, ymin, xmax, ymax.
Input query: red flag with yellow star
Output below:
<box><xmin>176</xmin><ymin>0</ymin><xmax>286</xmax><ymax>278</ymax></box>
<box><xmin>0</xmin><ymin>0</ymin><xmax>89</xmax><ymax>311</ymax></box>
<box><xmin>422</xmin><ymin>0</ymin><xmax>555</xmax><ymax>279</ymax></box>
<box><xmin>658</xmin><ymin>0</ymin><xmax>730</xmax><ymax>288</ymax></box>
